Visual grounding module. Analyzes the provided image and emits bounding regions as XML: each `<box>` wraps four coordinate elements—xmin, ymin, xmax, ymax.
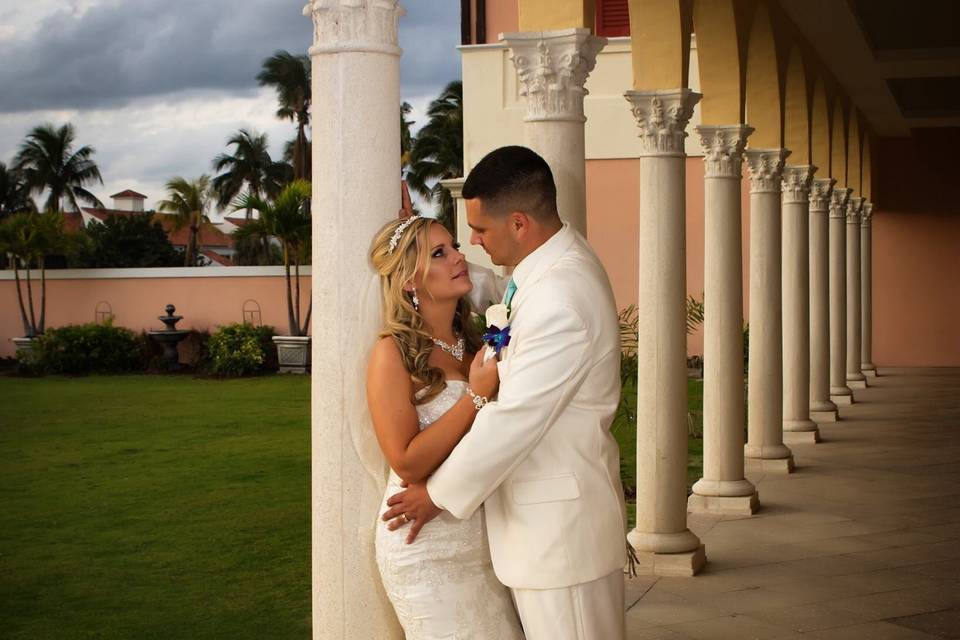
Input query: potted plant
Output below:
<box><xmin>0</xmin><ymin>211</ymin><xmax>74</xmax><ymax>360</ymax></box>
<box><xmin>234</xmin><ymin>180</ymin><xmax>312</xmax><ymax>373</ymax></box>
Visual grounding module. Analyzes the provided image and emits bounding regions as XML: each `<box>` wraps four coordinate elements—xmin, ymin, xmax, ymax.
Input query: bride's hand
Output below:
<box><xmin>468</xmin><ymin>349</ymin><xmax>499</xmax><ymax>400</ymax></box>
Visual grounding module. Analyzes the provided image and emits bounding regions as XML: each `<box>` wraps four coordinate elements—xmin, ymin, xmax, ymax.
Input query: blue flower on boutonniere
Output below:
<box><xmin>482</xmin><ymin>303</ymin><xmax>511</xmax><ymax>358</ymax></box>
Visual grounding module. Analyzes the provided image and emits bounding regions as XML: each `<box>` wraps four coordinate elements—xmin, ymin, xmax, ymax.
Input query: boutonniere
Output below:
<box><xmin>482</xmin><ymin>303</ymin><xmax>511</xmax><ymax>360</ymax></box>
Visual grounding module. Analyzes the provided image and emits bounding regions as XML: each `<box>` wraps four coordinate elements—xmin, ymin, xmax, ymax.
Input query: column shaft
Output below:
<box><xmin>744</xmin><ymin>149</ymin><xmax>794</xmax><ymax>473</ymax></box>
<box><xmin>781</xmin><ymin>165</ymin><xmax>820</xmax><ymax>444</ymax></box>
<box><xmin>808</xmin><ymin>178</ymin><xmax>838</xmax><ymax>421</ymax></box>
<box><xmin>689</xmin><ymin>125</ymin><xmax>758</xmax><ymax>516</ymax></box>
<box><xmin>503</xmin><ymin>29</ymin><xmax>606</xmax><ymax>236</ymax></box>
<box><xmin>625</xmin><ymin>89</ymin><xmax>705</xmax><ymax>576</ymax></box>
<box><xmin>846</xmin><ymin>197</ymin><xmax>866</xmax><ymax>388</ymax></box>
<box><xmin>860</xmin><ymin>202</ymin><xmax>876</xmax><ymax>375</ymax></box>
<box><xmin>306</xmin><ymin>1</ymin><xmax>405</xmax><ymax>638</ymax></box>
<box><xmin>829</xmin><ymin>188</ymin><xmax>853</xmax><ymax>405</ymax></box>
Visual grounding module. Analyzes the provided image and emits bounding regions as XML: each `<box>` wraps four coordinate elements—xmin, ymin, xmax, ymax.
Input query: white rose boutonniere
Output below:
<box><xmin>482</xmin><ymin>303</ymin><xmax>512</xmax><ymax>362</ymax></box>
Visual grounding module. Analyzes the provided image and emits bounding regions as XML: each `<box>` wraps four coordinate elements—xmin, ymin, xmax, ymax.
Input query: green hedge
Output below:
<box><xmin>208</xmin><ymin>324</ymin><xmax>277</xmax><ymax>376</ymax></box>
<box><xmin>32</xmin><ymin>322</ymin><xmax>143</xmax><ymax>375</ymax></box>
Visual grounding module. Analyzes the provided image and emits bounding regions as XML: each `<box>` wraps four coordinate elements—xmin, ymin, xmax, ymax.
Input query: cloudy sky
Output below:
<box><xmin>0</xmin><ymin>0</ymin><xmax>460</xmax><ymax>217</ymax></box>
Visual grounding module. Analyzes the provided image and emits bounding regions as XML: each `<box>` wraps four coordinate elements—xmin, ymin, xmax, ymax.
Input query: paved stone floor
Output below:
<box><xmin>624</xmin><ymin>368</ymin><xmax>960</xmax><ymax>639</ymax></box>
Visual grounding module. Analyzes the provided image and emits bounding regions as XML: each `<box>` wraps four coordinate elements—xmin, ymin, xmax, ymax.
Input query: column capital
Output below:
<box><xmin>502</xmin><ymin>28</ymin><xmax>606</xmax><ymax>123</ymax></box>
<box><xmin>305</xmin><ymin>0</ymin><xmax>404</xmax><ymax>56</ymax></box>
<box><xmin>809</xmin><ymin>177</ymin><xmax>836</xmax><ymax>211</ymax></box>
<box><xmin>745</xmin><ymin>148</ymin><xmax>790</xmax><ymax>193</ymax></box>
<box><xmin>695</xmin><ymin>124</ymin><xmax>753</xmax><ymax>178</ymax></box>
<box><xmin>782</xmin><ymin>164</ymin><xmax>817</xmax><ymax>203</ymax></box>
<box><xmin>624</xmin><ymin>88</ymin><xmax>701</xmax><ymax>157</ymax></box>
<box><xmin>860</xmin><ymin>201</ymin><xmax>874</xmax><ymax>226</ymax></box>
<box><xmin>830</xmin><ymin>187</ymin><xmax>852</xmax><ymax>219</ymax></box>
<box><xmin>847</xmin><ymin>196</ymin><xmax>864</xmax><ymax>224</ymax></box>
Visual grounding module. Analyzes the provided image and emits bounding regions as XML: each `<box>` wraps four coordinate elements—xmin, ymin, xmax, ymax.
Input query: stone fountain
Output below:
<box><xmin>148</xmin><ymin>304</ymin><xmax>190</xmax><ymax>371</ymax></box>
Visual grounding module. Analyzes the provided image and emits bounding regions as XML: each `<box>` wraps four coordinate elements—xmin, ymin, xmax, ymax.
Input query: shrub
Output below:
<box><xmin>208</xmin><ymin>324</ymin><xmax>276</xmax><ymax>376</ymax></box>
<box><xmin>33</xmin><ymin>322</ymin><xmax>142</xmax><ymax>375</ymax></box>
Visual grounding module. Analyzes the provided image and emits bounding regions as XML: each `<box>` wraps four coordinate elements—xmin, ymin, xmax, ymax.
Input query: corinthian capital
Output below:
<box><xmin>809</xmin><ymin>178</ymin><xmax>836</xmax><ymax>211</ymax></box>
<box><xmin>624</xmin><ymin>88</ymin><xmax>701</xmax><ymax>156</ymax></box>
<box><xmin>745</xmin><ymin>149</ymin><xmax>790</xmax><ymax>193</ymax></box>
<box><xmin>695</xmin><ymin>124</ymin><xmax>753</xmax><ymax>178</ymax></box>
<box><xmin>846</xmin><ymin>196</ymin><xmax>864</xmax><ymax>224</ymax></box>
<box><xmin>304</xmin><ymin>0</ymin><xmax>404</xmax><ymax>56</ymax></box>
<box><xmin>830</xmin><ymin>187</ymin><xmax>852</xmax><ymax>219</ymax></box>
<box><xmin>503</xmin><ymin>28</ymin><xmax>606</xmax><ymax>123</ymax></box>
<box><xmin>781</xmin><ymin>165</ymin><xmax>817</xmax><ymax>203</ymax></box>
<box><xmin>861</xmin><ymin>201</ymin><xmax>873</xmax><ymax>226</ymax></box>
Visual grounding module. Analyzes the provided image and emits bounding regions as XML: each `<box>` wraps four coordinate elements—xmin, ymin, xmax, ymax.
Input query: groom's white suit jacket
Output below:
<box><xmin>428</xmin><ymin>223</ymin><xmax>627</xmax><ymax>590</ymax></box>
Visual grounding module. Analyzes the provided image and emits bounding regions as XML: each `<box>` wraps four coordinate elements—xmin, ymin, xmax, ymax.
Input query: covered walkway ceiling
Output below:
<box><xmin>778</xmin><ymin>0</ymin><xmax>960</xmax><ymax>135</ymax></box>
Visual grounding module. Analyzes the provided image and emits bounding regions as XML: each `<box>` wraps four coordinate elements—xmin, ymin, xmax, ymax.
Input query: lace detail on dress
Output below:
<box><xmin>375</xmin><ymin>379</ymin><xmax>524</xmax><ymax>640</ymax></box>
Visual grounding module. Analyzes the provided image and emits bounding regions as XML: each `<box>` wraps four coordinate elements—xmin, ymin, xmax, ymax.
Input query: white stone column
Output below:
<box><xmin>744</xmin><ymin>149</ymin><xmax>795</xmax><ymax>473</ymax></box>
<box><xmin>625</xmin><ymin>88</ymin><xmax>705</xmax><ymax>576</ymax></box>
<box><xmin>306</xmin><ymin>1</ymin><xmax>405</xmax><ymax>638</ymax></box>
<box><xmin>688</xmin><ymin>125</ymin><xmax>759</xmax><ymax>516</ymax></box>
<box><xmin>860</xmin><ymin>202</ymin><xmax>876</xmax><ymax>376</ymax></box>
<box><xmin>503</xmin><ymin>29</ymin><xmax>606</xmax><ymax>237</ymax></box>
<box><xmin>846</xmin><ymin>196</ymin><xmax>867</xmax><ymax>389</ymax></box>
<box><xmin>808</xmin><ymin>178</ymin><xmax>838</xmax><ymax>422</ymax></box>
<box><xmin>781</xmin><ymin>165</ymin><xmax>820</xmax><ymax>444</ymax></box>
<box><xmin>829</xmin><ymin>187</ymin><xmax>854</xmax><ymax>405</ymax></box>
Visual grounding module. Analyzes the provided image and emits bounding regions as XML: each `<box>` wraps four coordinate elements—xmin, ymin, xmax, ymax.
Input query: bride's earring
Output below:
<box><xmin>411</xmin><ymin>287</ymin><xmax>420</xmax><ymax>310</ymax></box>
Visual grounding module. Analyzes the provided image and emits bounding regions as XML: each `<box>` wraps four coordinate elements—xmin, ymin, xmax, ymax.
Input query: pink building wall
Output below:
<box><xmin>0</xmin><ymin>268</ymin><xmax>311</xmax><ymax>359</ymax></box>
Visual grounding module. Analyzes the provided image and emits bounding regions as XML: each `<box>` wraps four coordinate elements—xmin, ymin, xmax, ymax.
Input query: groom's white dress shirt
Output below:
<box><xmin>427</xmin><ymin>223</ymin><xmax>627</xmax><ymax>591</ymax></box>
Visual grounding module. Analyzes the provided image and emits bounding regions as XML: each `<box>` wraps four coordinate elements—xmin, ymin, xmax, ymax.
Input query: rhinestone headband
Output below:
<box><xmin>388</xmin><ymin>215</ymin><xmax>422</xmax><ymax>254</ymax></box>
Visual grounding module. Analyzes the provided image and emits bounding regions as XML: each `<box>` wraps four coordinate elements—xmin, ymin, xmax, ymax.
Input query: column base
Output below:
<box><xmin>862</xmin><ymin>365</ymin><xmax>877</xmax><ymax>377</ymax></box>
<box><xmin>831</xmin><ymin>387</ymin><xmax>854</xmax><ymax>405</ymax></box>
<box><xmin>784</xmin><ymin>429</ymin><xmax>821</xmax><ymax>444</ymax></box>
<box><xmin>811</xmin><ymin>409</ymin><xmax>838</xmax><ymax>422</ymax></box>
<box><xmin>745</xmin><ymin>455</ymin><xmax>795</xmax><ymax>473</ymax></box>
<box><xmin>688</xmin><ymin>492</ymin><xmax>759</xmax><ymax>516</ymax></box>
<box><xmin>848</xmin><ymin>378</ymin><xmax>868</xmax><ymax>389</ymax></box>
<box><xmin>632</xmin><ymin>545</ymin><xmax>707</xmax><ymax>577</ymax></box>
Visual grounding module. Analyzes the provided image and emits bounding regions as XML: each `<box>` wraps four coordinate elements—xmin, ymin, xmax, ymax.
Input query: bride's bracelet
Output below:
<box><xmin>466</xmin><ymin>386</ymin><xmax>489</xmax><ymax>411</ymax></box>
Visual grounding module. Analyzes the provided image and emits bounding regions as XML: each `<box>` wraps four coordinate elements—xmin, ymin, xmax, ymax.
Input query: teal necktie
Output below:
<box><xmin>504</xmin><ymin>278</ymin><xmax>518</xmax><ymax>309</ymax></box>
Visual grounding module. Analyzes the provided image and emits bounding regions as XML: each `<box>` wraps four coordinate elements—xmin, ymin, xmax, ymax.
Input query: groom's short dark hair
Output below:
<box><xmin>462</xmin><ymin>146</ymin><xmax>559</xmax><ymax>222</ymax></box>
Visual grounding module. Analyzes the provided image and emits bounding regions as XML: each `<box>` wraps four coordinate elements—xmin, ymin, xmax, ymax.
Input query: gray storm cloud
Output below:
<box><xmin>0</xmin><ymin>0</ymin><xmax>461</xmax><ymax>113</ymax></box>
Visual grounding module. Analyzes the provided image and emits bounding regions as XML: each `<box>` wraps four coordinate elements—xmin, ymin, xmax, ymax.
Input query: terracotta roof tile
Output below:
<box><xmin>110</xmin><ymin>189</ymin><xmax>147</xmax><ymax>199</ymax></box>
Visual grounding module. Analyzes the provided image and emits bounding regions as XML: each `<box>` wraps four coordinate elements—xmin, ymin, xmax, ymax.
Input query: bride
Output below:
<box><xmin>366</xmin><ymin>214</ymin><xmax>525</xmax><ymax>639</ymax></box>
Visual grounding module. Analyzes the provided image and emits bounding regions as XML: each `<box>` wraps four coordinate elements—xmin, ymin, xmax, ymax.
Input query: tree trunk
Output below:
<box><xmin>12</xmin><ymin>258</ymin><xmax>31</xmax><ymax>337</ymax></box>
<box><xmin>39</xmin><ymin>255</ymin><xmax>46</xmax><ymax>334</ymax></box>
<box><xmin>293</xmin><ymin>250</ymin><xmax>302</xmax><ymax>336</ymax></box>
<box><xmin>284</xmin><ymin>244</ymin><xmax>297</xmax><ymax>336</ymax></box>
<box><xmin>24</xmin><ymin>260</ymin><xmax>37</xmax><ymax>337</ymax></box>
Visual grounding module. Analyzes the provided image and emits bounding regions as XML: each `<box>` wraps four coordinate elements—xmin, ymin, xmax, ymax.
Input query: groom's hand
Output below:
<box><xmin>383</xmin><ymin>482</ymin><xmax>442</xmax><ymax>544</ymax></box>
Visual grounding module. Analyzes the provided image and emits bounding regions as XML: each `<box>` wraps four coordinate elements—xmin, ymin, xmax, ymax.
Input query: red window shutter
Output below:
<box><xmin>596</xmin><ymin>0</ymin><xmax>630</xmax><ymax>38</ymax></box>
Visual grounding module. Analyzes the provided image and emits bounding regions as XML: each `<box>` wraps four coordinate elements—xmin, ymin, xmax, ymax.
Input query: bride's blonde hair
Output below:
<box><xmin>370</xmin><ymin>216</ymin><xmax>481</xmax><ymax>404</ymax></box>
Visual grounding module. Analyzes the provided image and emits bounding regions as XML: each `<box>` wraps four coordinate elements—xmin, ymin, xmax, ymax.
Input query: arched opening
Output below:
<box><xmin>628</xmin><ymin>0</ymin><xmax>693</xmax><ymax>89</ymax></box>
<box><xmin>831</xmin><ymin>97</ymin><xmax>847</xmax><ymax>186</ymax></box>
<box><xmin>811</xmin><ymin>76</ymin><xmax>830</xmax><ymax>175</ymax></box>
<box><xmin>783</xmin><ymin>46</ymin><xmax>810</xmax><ymax>163</ymax></box>
<box><xmin>744</xmin><ymin>3</ymin><xmax>783</xmax><ymax>147</ymax></box>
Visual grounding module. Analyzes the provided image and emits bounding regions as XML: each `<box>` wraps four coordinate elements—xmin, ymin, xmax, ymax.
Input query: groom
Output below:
<box><xmin>383</xmin><ymin>145</ymin><xmax>627</xmax><ymax>639</ymax></box>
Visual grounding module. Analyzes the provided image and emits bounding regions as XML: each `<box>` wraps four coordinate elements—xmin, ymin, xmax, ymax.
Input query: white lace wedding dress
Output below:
<box><xmin>374</xmin><ymin>380</ymin><xmax>525</xmax><ymax>639</ymax></box>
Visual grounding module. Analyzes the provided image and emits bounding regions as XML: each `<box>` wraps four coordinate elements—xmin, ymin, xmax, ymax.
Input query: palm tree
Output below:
<box><xmin>0</xmin><ymin>211</ymin><xmax>74</xmax><ymax>336</ymax></box>
<box><xmin>13</xmin><ymin>123</ymin><xmax>104</xmax><ymax>213</ymax></box>
<box><xmin>234</xmin><ymin>180</ymin><xmax>311</xmax><ymax>336</ymax></box>
<box><xmin>157</xmin><ymin>175</ymin><xmax>213</xmax><ymax>267</ymax></box>
<box><xmin>406</xmin><ymin>81</ymin><xmax>463</xmax><ymax>229</ymax></box>
<box><xmin>0</xmin><ymin>162</ymin><xmax>36</xmax><ymax>219</ymax></box>
<box><xmin>212</xmin><ymin>129</ymin><xmax>289</xmax><ymax>218</ymax></box>
<box><xmin>258</xmin><ymin>51</ymin><xmax>311</xmax><ymax>181</ymax></box>
<box><xmin>400</xmin><ymin>101</ymin><xmax>415</xmax><ymax>170</ymax></box>
<box><xmin>231</xmin><ymin>219</ymin><xmax>280</xmax><ymax>266</ymax></box>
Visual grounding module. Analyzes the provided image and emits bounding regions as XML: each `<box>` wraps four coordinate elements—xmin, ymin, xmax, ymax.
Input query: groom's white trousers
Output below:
<box><xmin>511</xmin><ymin>570</ymin><xmax>625</xmax><ymax>640</ymax></box>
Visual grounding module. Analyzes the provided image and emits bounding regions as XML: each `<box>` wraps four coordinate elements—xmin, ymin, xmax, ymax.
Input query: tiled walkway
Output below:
<box><xmin>625</xmin><ymin>368</ymin><xmax>960</xmax><ymax>639</ymax></box>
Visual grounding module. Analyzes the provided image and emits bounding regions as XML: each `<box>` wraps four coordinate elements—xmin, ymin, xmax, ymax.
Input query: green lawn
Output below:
<box><xmin>0</xmin><ymin>375</ymin><xmax>311</xmax><ymax>640</ymax></box>
<box><xmin>0</xmin><ymin>374</ymin><xmax>704</xmax><ymax>638</ymax></box>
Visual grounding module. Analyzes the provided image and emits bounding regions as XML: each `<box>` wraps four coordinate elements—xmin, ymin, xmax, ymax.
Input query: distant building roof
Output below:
<box><xmin>62</xmin><ymin>211</ymin><xmax>86</xmax><ymax>233</ymax></box>
<box><xmin>201</xmin><ymin>249</ymin><xmax>233</xmax><ymax>266</ymax></box>
<box><xmin>110</xmin><ymin>189</ymin><xmax>147</xmax><ymax>199</ymax></box>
